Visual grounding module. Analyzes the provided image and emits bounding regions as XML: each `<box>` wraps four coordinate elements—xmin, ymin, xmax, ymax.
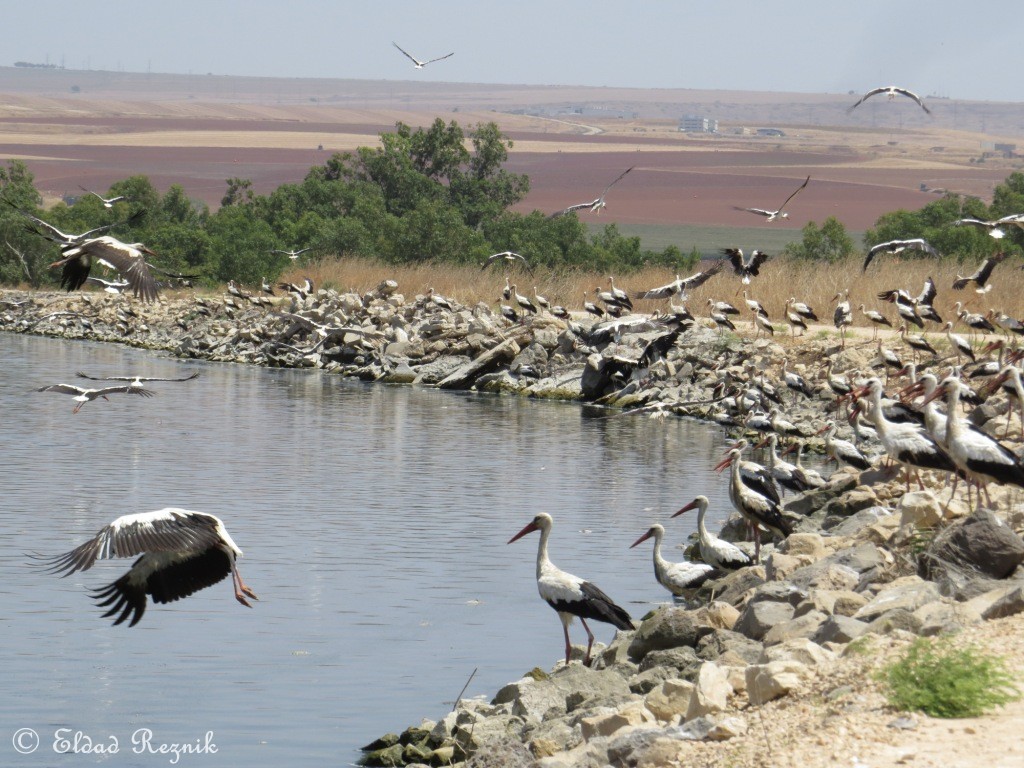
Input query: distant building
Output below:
<box><xmin>679</xmin><ymin>115</ymin><xmax>717</xmax><ymax>133</ymax></box>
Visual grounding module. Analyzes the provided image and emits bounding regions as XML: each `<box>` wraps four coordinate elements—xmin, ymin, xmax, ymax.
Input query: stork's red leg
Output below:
<box><xmin>580</xmin><ymin>618</ymin><xmax>596</xmax><ymax>667</ymax></box>
<box><xmin>562</xmin><ymin>621</ymin><xmax>572</xmax><ymax>666</ymax></box>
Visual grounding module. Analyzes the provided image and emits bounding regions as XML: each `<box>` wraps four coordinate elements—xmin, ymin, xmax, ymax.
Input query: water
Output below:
<box><xmin>0</xmin><ymin>332</ymin><xmax>769</xmax><ymax>765</ymax></box>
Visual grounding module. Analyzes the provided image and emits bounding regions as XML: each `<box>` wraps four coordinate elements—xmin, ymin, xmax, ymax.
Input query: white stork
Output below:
<box><xmin>607</xmin><ymin>276</ymin><xmax>634</xmax><ymax>311</ymax></box>
<box><xmin>858</xmin><ymin>303</ymin><xmax>893</xmax><ymax>340</ymax></box>
<box><xmin>756</xmin><ymin>433</ymin><xmax>816</xmax><ymax>494</ymax></box>
<box><xmin>270</xmin><ymin>247</ymin><xmax>311</xmax><ymax>260</ymax></box>
<box><xmin>76</xmin><ymin>370</ymin><xmax>199</xmax><ymax>386</ymax></box>
<box><xmin>481</xmin><ymin>251</ymin><xmax>531</xmax><ymax>272</ymax></box>
<box><xmin>733</xmin><ymin>175</ymin><xmax>810</xmax><ymax>222</ymax></box>
<box><xmin>629</xmin><ymin>524</ymin><xmax>716</xmax><ymax>598</ymax></box>
<box><xmin>714</xmin><ymin>446</ymin><xmax>792</xmax><ymax>562</ymax></box>
<box><xmin>848</xmin><ymin>86</ymin><xmax>931</xmax><ymax>115</ymax></box>
<box><xmin>508</xmin><ymin>513</ymin><xmax>633</xmax><ymax>667</ymax></box>
<box><xmin>783</xmin><ymin>298</ymin><xmax>809</xmax><ymax>336</ymax></box>
<box><xmin>392</xmin><ymin>41</ymin><xmax>454</xmax><ymax>69</ymax></box>
<box><xmin>863</xmin><ymin>238</ymin><xmax>938</xmax><ymax>271</ymax></box>
<box><xmin>944</xmin><ymin>322</ymin><xmax>975</xmax><ymax>363</ymax></box>
<box><xmin>723</xmin><ymin>248</ymin><xmax>769</xmax><ymax>284</ymax></box>
<box><xmin>78</xmin><ymin>185</ymin><xmax>129</xmax><ymax>208</ymax></box>
<box><xmin>953</xmin><ymin>217</ymin><xmax>1024</xmax><ymax>241</ymax></box>
<box><xmin>852</xmin><ymin>378</ymin><xmax>958</xmax><ymax>492</ymax></box>
<box><xmin>898</xmin><ymin>323</ymin><xmax>938</xmax><ymax>362</ymax></box>
<box><xmin>583</xmin><ymin>292</ymin><xmax>604</xmax><ymax>319</ymax></box>
<box><xmin>510</xmin><ymin>284</ymin><xmax>537</xmax><ymax>315</ymax></box>
<box><xmin>833</xmin><ymin>289</ymin><xmax>853</xmax><ymax>348</ymax></box>
<box><xmin>954</xmin><ymin>302</ymin><xmax>997</xmax><ymax>339</ymax></box>
<box><xmin>36</xmin><ymin>383</ymin><xmax>155</xmax><ymax>413</ymax></box>
<box><xmin>634</xmin><ymin>261</ymin><xmax>723</xmax><ymax>302</ymax></box>
<box><xmin>672</xmin><ymin>496</ymin><xmax>753</xmax><ymax>571</ymax></box>
<box><xmin>50</xmin><ymin>236</ymin><xmax>160</xmax><ymax>302</ymax></box>
<box><xmin>920</xmin><ymin>376</ymin><xmax>1024</xmax><ymax>508</ymax></box>
<box><xmin>35</xmin><ymin>508</ymin><xmax>256</xmax><ymax>626</ymax></box>
<box><xmin>816</xmin><ymin>422</ymin><xmax>872</xmax><ymax>471</ymax></box>
<box><xmin>550</xmin><ymin>167</ymin><xmax>633</xmax><ymax>217</ymax></box>
<box><xmin>952</xmin><ymin>253</ymin><xmax>1007</xmax><ymax>292</ymax></box>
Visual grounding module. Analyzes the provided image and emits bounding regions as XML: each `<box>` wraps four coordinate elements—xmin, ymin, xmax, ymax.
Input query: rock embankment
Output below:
<box><xmin>4</xmin><ymin>285</ymin><xmax>1024</xmax><ymax>768</ymax></box>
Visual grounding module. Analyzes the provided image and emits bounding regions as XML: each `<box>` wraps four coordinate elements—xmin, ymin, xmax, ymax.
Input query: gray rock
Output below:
<box><xmin>627</xmin><ymin>607</ymin><xmax>714</xmax><ymax>661</ymax></box>
<box><xmin>784</xmin><ymin>474</ymin><xmax>858</xmax><ymax>516</ymax></box>
<box><xmin>922</xmin><ymin>508</ymin><xmax>1024</xmax><ymax>586</ymax></box>
<box><xmin>824</xmin><ymin>505</ymin><xmax>891</xmax><ymax>536</ymax></box>
<box><xmin>605</xmin><ymin>727</ymin><xmax>666</xmax><ymax>767</ymax></box>
<box><xmin>788</xmin><ymin>544</ymin><xmax>886</xmax><ymax>591</ymax></box>
<box><xmin>745</xmin><ymin>660</ymin><xmax>812</xmax><ymax>705</ymax></box>
<box><xmin>812</xmin><ymin>615</ymin><xmax>869</xmax><ymax>644</ymax></box>
<box><xmin>695</xmin><ymin>629</ymin><xmax>764</xmax><ymax>664</ymax></box>
<box><xmin>733</xmin><ymin>600</ymin><xmax>796</xmax><ymax>641</ymax></box>
<box><xmin>748</xmin><ymin>582</ymin><xmax>809</xmax><ymax>607</ymax></box>
<box><xmin>762</xmin><ymin>610</ymin><xmax>828</xmax><ymax>645</ymax></box>
<box><xmin>854</xmin><ymin>579</ymin><xmax>941</xmax><ymax>622</ymax></box>
<box><xmin>411</xmin><ymin>355</ymin><xmax>471</xmax><ymax>384</ymax></box>
<box><xmin>705</xmin><ymin>567</ymin><xmax>767</xmax><ymax>607</ymax></box>
<box><xmin>981</xmin><ymin>585</ymin><xmax>1024</xmax><ymax>620</ymax></box>
<box><xmin>637</xmin><ymin>646</ymin><xmax>702</xmax><ymax>677</ymax></box>
<box><xmin>820</xmin><ymin>487</ymin><xmax>879</xmax><ymax>519</ymax></box>
<box><xmin>863</xmin><ymin>608</ymin><xmax>923</xmax><ymax>636</ymax></box>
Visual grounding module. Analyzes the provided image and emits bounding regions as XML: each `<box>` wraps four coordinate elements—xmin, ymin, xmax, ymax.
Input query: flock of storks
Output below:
<box><xmin>16</xmin><ymin>79</ymin><xmax>1024</xmax><ymax>672</ymax></box>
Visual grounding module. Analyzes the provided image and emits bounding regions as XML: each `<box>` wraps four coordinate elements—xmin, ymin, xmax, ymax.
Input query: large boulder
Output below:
<box><xmin>922</xmin><ymin>509</ymin><xmax>1024</xmax><ymax>593</ymax></box>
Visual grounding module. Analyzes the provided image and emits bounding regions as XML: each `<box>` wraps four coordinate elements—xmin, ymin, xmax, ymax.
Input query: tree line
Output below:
<box><xmin>0</xmin><ymin>118</ymin><xmax>1021</xmax><ymax>289</ymax></box>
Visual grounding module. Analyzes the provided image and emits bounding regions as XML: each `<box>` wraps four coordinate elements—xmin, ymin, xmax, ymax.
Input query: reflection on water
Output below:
<box><xmin>0</xmin><ymin>332</ymin><xmax>814</xmax><ymax>764</ymax></box>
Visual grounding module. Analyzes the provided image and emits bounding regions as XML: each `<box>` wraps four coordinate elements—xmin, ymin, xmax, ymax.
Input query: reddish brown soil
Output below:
<box><xmin>0</xmin><ymin>71</ymin><xmax>1018</xmax><ymax>230</ymax></box>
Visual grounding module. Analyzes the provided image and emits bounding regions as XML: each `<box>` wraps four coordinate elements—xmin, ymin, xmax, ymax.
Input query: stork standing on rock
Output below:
<box><xmin>508</xmin><ymin>513</ymin><xmax>633</xmax><ymax>667</ymax></box>
<box><xmin>672</xmin><ymin>496</ymin><xmax>753</xmax><ymax>571</ymax></box>
<box><xmin>629</xmin><ymin>524</ymin><xmax>716</xmax><ymax>598</ymax></box>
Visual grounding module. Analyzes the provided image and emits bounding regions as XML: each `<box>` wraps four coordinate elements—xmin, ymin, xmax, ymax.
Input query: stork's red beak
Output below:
<box><xmin>629</xmin><ymin>530</ymin><xmax>653</xmax><ymax>549</ymax></box>
<box><xmin>713</xmin><ymin>456</ymin><xmax>733</xmax><ymax>473</ymax></box>
<box><xmin>672</xmin><ymin>499</ymin><xmax>699</xmax><ymax>518</ymax></box>
<box><xmin>508</xmin><ymin>521</ymin><xmax>539</xmax><ymax>544</ymax></box>
<box><xmin>814</xmin><ymin>424</ymin><xmax>831</xmax><ymax>436</ymax></box>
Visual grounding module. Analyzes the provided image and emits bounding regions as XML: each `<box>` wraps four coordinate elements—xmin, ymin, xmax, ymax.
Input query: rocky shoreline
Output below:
<box><xmin>4</xmin><ymin>284</ymin><xmax>1024</xmax><ymax>768</ymax></box>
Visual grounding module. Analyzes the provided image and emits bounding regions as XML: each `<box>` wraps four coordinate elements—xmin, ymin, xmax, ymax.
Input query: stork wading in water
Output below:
<box><xmin>34</xmin><ymin>508</ymin><xmax>257</xmax><ymax>626</ymax></box>
<box><xmin>672</xmin><ymin>496</ymin><xmax>753</xmax><ymax>571</ymax></box>
<box><xmin>847</xmin><ymin>86</ymin><xmax>931</xmax><ymax>115</ymax></box>
<box><xmin>629</xmin><ymin>524</ymin><xmax>716</xmax><ymax>599</ymax></box>
<box><xmin>509</xmin><ymin>513</ymin><xmax>633</xmax><ymax>667</ymax></box>
<box><xmin>35</xmin><ymin>383</ymin><xmax>155</xmax><ymax>414</ymax></box>
<box><xmin>733</xmin><ymin>175</ymin><xmax>810</xmax><ymax>222</ymax></box>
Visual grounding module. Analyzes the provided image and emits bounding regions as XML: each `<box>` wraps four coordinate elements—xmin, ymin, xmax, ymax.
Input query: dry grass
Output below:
<box><xmin>280</xmin><ymin>254</ymin><xmax>1024</xmax><ymax>332</ymax></box>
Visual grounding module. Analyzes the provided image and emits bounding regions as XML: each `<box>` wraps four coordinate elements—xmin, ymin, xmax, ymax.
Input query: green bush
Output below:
<box><xmin>882</xmin><ymin>637</ymin><xmax>1020</xmax><ymax>718</ymax></box>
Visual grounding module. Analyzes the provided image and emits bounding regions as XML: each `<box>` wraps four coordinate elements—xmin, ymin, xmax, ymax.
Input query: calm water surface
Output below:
<box><xmin>0</xmin><ymin>332</ymin><xmax>793</xmax><ymax>765</ymax></box>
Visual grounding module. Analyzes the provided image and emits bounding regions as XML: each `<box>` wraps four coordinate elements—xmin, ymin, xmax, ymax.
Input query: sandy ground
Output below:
<box><xmin>663</xmin><ymin>612</ymin><xmax>1024</xmax><ymax>768</ymax></box>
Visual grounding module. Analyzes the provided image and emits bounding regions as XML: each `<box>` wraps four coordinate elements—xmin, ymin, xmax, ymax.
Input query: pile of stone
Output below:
<box><xmin>359</xmin><ymin>482</ymin><xmax>1024</xmax><ymax>767</ymax></box>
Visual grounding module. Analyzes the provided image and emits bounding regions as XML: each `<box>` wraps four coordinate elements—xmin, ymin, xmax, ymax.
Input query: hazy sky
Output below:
<box><xmin>7</xmin><ymin>1</ymin><xmax>1022</xmax><ymax>102</ymax></box>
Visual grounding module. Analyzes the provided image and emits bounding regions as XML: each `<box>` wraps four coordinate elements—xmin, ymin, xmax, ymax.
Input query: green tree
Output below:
<box><xmin>784</xmin><ymin>216</ymin><xmax>855</xmax><ymax>262</ymax></box>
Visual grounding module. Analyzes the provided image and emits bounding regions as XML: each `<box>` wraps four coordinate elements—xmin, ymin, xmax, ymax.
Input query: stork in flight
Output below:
<box><xmin>953</xmin><ymin>215</ymin><xmax>1024</xmax><ymax>240</ymax></box>
<box><xmin>270</xmin><ymin>247</ymin><xmax>311</xmax><ymax>261</ymax></box>
<box><xmin>550</xmin><ymin>167</ymin><xmax>634</xmax><ymax>218</ymax></box>
<box><xmin>509</xmin><ymin>513</ymin><xmax>633</xmax><ymax>667</ymax></box>
<box><xmin>5</xmin><ymin>199</ymin><xmax>144</xmax><ymax>247</ymax></box>
<box><xmin>34</xmin><ymin>508</ymin><xmax>257</xmax><ymax>626</ymax></box>
<box><xmin>392</xmin><ymin>41</ymin><xmax>454</xmax><ymax>69</ymax></box>
<box><xmin>481</xmin><ymin>250</ymin><xmax>532</xmax><ymax>273</ymax></box>
<box><xmin>633</xmin><ymin>260</ymin><xmax>723</xmax><ymax>301</ymax></box>
<box><xmin>848</xmin><ymin>86</ymin><xmax>931</xmax><ymax>115</ymax></box>
<box><xmin>863</xmin><ymin>238</ymin><xmax>938</xmax><ymax>271</ymax></box>
<box><xmin>733</xmin><ymin>175</ymin><xmax>810</xmax><ymax>222</ymax></box>
<box><xmin>76</xmin><ymin>371</ymin><xmax>200</xmax><ymax>386</ymax></box>
<box><xmin>35</xmin><ymin>382</ymin><xmax>155</xmax><ymax>413</ymax></box>
<box><xmin>952</xmin><ymin>253</ymin><xmax>1007</xmax><ymax>293</ymax></box>
<box><xmin>722</xmin><ymin>248</ymin><xmax>769</xmax><ymax>285</ymax></box>
<box><xmin>50</xmin><ymin>236</ymin><xmax>160</xmax><ymax>302</ymax></box>
<box><xmin>78</xmin><ymin>185</ymin><xmax>129</xmax><ymax>208</ymax></box>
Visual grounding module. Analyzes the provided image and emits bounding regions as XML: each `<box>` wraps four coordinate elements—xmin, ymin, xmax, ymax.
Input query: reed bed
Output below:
<box><xmin>279</xmin><ymin>253</ymin><xmax>1024</xmax><ymax>336</ymax></box>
